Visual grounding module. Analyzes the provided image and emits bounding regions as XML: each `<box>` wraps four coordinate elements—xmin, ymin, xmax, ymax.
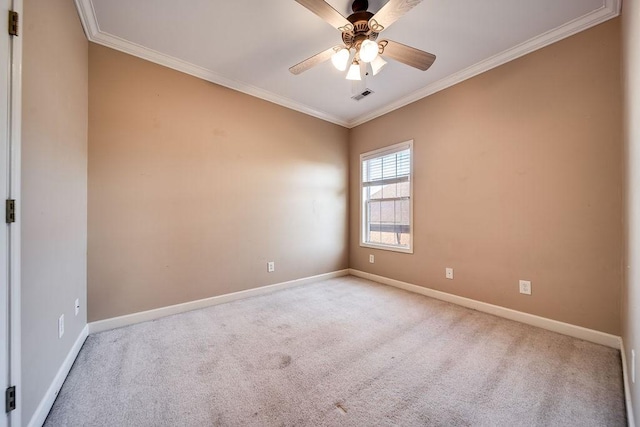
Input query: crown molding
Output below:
<box><xmin>75</xmin><ymin>0</ymin><xmax>620</xmax><ymax>129</ymax></box>
<box><xmin>347</xmin><ymin>0</ymin><xmax>621</xmax><ymax>127</ymax></box>
<box><xmin>74</xmin><ymin>0</ymin><xmax>350</xmax><ymax>128</ymax></box>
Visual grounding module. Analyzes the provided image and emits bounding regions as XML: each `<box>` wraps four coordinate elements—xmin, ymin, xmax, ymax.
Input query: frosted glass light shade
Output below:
<box><xmin>359</xmin><ymin>39</ymin><xmax>379</xmax><ymax>63</ymax></box>
<box><xmin>371</xmin><ymin>55</ymin><xmax>387</xmax><ymax>75</ymax></box>
<box><xmin>331</xmin><ymin>48</ymin><xmax>350</xmax><ymax>71</ymax></box>
<box><xmin>346</xmin><ymin>62</ymin><xmax>361</xmax><ymax>80</ymax></box>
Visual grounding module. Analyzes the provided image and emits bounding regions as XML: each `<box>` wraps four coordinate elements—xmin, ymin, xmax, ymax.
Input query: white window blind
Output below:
<box><xmin>360</xmin><ymin>141</ymin><xmax>413</xmax><ymax>253</ymax></box>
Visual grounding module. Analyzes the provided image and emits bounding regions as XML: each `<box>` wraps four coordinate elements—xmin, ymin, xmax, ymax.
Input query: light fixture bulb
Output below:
<box><xmin>346</xmin><ymin>62</ymin><xmax>361</xmax><ymax>81</ymax></box>
<box><xmin>359</xmin><ymin>39</ymin><xmax>379</xmax><ymax>63</ymax></box>
<box><xmin>371</xmin><ymin>55</ymin><xmax>387</xmax><ymax>75</ymax></box>
<box><xmin>331</xmin><ymin>48</ymin><xmax>350</xmax><ymax>71</ymax></box>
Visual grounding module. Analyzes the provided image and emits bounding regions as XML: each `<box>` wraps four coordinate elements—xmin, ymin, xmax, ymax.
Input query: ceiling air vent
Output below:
<box><xmin>352</xmin><ymin>89</ymin><xmax>374</xmax><ymax>101</ymax></box>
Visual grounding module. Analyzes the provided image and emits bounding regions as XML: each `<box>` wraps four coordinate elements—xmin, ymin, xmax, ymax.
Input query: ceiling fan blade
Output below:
<box><xmin>379</xmin><ymin>40</ymin><xmax>435</xmax><ymax>71</ymax></box>
<box><xmin>289</xmin><ymin>46</ymin><xmax>343</xmax><ymax>75</ymax></box>
<box><xmin>368</xmin><ymin>0</ymin><xmax>423</xmax><ymax>33</ymax></box>
<box><xmin>295</xmin><ymin>0</ymin><xmax>354</xmax><ymax>32</ymax></box>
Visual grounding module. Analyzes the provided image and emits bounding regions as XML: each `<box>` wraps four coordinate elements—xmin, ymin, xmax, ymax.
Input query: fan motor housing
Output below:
<box><xmin>342</xmin><ymin>10</ymin><xmax>378</xmax><ymax>48</ymax></box>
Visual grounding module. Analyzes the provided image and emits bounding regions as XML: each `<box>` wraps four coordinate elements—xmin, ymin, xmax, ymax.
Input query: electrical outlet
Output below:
<box><xmin>75</xmin><ymin>298</ymin><xmax>80</xmax><ymax>316</ymax></box>
<box><xmin>519</xmin><ymin>280</ymin><xmax>532</xmax><ymax>295</ymax></box>
<box><xmin>267</xmin><ymin>261</ymin><xmax>275</xmax><ymax>273</ymax></box>
<box><xmin>632</xmin><ymin>349</ymin><xmax>636</xmax><ymax>384</ymax></box>
<box><xmin>369</xmin><ymin>254</ymin><xmax>374</xmax><ymax>264</ymax></box>
<box><xmin>58</xmin><ymin>314</ymin><xmax>64</xmax><ymax>338</ymax></box>
<box><xmin>445</xmin><ymin>268</ymin><xmax>454</xmax><ymax>280</ymax></box>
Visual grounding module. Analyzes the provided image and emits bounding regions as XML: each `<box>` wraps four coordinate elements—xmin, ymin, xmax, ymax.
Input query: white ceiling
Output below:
<box><xmin>75</xmin><ymin>0</ymin><xmax>619</xmax><ymax>128</ymax></box>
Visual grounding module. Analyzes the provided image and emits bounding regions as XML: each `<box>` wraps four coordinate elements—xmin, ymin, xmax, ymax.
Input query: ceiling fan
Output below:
<box><xmin>289</xmin><ymin>0</ymin><xmax>436</xmax><ymax>81</ymax></box>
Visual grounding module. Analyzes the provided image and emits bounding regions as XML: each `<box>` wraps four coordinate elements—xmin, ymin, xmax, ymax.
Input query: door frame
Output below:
<box><xmin>0</xmin><ymin>0</ymin><xmax>10</xmax><ymax>424</ymax></box>
<box><xmin>7</xmin><ymin>0</ymin><xmax>21</xmax><ymax>426</ymax></box>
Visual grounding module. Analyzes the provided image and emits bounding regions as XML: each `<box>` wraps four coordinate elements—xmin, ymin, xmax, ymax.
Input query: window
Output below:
<box><xmin>360</xmin><ymin>140</ymin><xmax>413</xmax><ymax>253</ymax></box>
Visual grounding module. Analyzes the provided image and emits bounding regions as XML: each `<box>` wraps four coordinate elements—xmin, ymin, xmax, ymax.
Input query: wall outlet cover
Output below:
<box><xmin>632</xmin><ymin>349</ymin><xmax>636</xmax><ymax>384</ymax></box>
<box><xmin>519</xmin><ymin>280</ymin><xmax>532</xmax><ymax>295</ymax></box>
<box><xmin>58</xmin><ymin>314</ymin><xmax>65</xmax><ymax>338</ymax></box>
<box><xmin>369</xmin><ymin>254</ymin><xmax>375</xmax><ymax>263</ymax></box>
<box><xmin>267</xmin><ymin>261</ymin><xmax>275</xmax><ymax>273</ymax></box>
<box><xmin>445</xmin><ymin>268</ymin><xmax>454</xmax><ymax>280</ymax></box>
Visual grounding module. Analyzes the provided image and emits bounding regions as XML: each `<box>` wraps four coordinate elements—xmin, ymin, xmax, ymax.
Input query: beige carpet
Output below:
<box><xmin>45</xmin><ymin>276</ymin><xmax>626</xmax><ymax>426</ymax></box>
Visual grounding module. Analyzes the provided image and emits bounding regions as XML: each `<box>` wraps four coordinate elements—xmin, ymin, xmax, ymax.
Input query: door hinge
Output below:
<box><xmin>8</xmin><ymin>10</ymin><xmax>18</xmax><ymax>36</ymax></box>
<box><xmin>5</xmin><ymin>386</ymin><xmax>15</xmax><ymax>413</ymax></box>
<box><xmin>6</xmin><ymin>199</ymin><xmax>15</xmax><ymax>223</ymax></box>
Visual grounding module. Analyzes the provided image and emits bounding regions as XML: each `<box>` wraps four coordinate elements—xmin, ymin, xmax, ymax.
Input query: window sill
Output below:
<box><xmin>360</xmin><ymin>242</ymin><xmax>413</xmax><ymax>254</ymax></box>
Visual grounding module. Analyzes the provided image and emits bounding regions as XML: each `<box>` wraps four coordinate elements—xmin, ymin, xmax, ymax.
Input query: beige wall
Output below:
<box><xmin>350</xmin><ymin>19</ymin><xmax>623</xmax><ymax>334</ymax></box>
<box><xmin>88</xmin><ymin>44</ymin><xmax>349</xmax><ymax>321</ymax></box>
<box><xmin>623</xmin><ymin>0</ymin><xmax>640</xmax><ymax>421</ymax></box>
<box><xmin>22</xmin><ymin>0</ymin><xmax>88</xmax><ymax>422</ymax></box>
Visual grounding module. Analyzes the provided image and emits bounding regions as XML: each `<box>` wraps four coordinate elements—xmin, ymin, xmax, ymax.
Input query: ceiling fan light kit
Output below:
<box><xmin>291</xmin><ymin>0</ymin><xmax>436</xmax><ymax>85</ymax></box>
<box><xmin>331</xmin><ymin>47</ymin><xmax>351</xmax><ymax>71</ymax></box>
<box><xmin>359</xmin><ymin>39</ymin><xmax>379</xmax><ymax>63</ymax></box>
<box><xmin>371</xmin><ymin>55</ymin><xmax>387</xmax><ymax>76</ymax></box>
<box><xmin>346</xmin><ymin>61</ymin><xmax>362</xmax><ymax>80</ymax></box>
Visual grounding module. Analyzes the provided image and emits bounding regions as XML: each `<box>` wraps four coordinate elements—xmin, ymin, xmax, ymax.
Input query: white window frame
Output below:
<box><xmin>359</xmin><ymin>140</ymin><xmax>414</xmax><ymax>254</ymax></box>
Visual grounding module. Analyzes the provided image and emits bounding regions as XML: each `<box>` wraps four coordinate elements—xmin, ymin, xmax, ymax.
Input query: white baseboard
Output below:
<box><xmin>27</xmin><ymin>325</ymin><xmax>89</xmax><ymax>427</ymax></box>
<box><xmin>621</xmin><ymin>339</ymin><xmax>637</xmax><ymax>427</ymax></box>
<box><xmin>349</xmin><ymin>269</ymin><xmax>621</xmax><ymax>349</ymax></box>
<box><xmin>89</xmin><ymin>269</ymin><xmax>350</xmax><ymax>334</ymax></box>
